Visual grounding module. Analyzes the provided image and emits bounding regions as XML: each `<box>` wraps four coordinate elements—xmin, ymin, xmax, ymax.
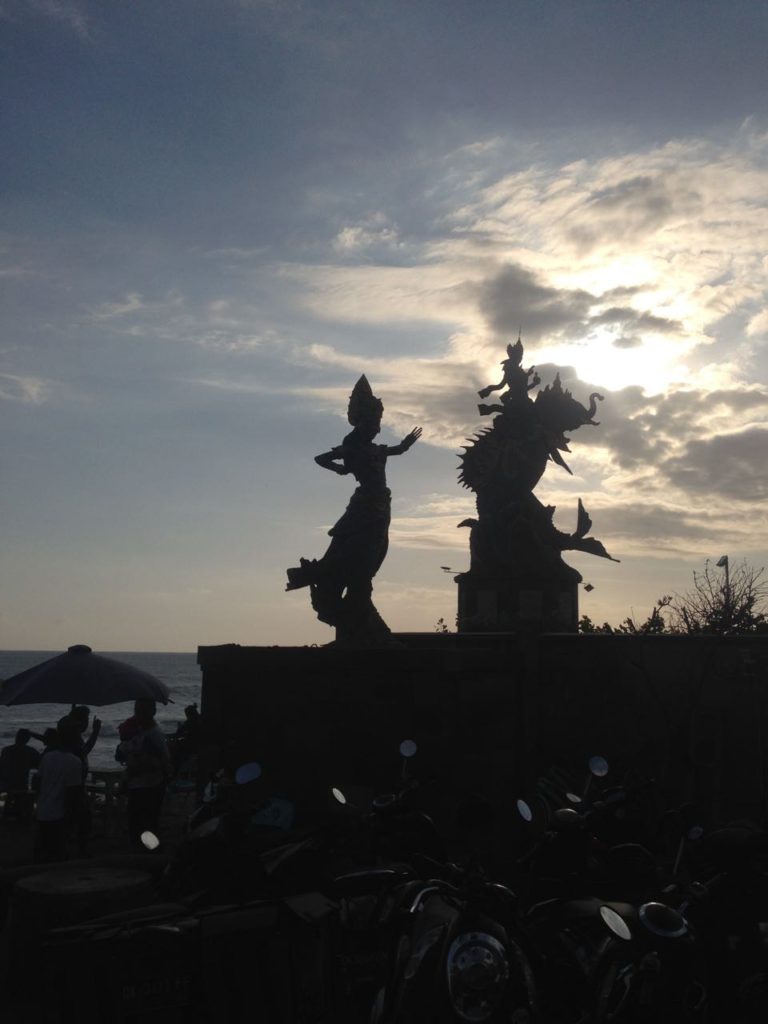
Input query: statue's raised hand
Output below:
<box><xmin>386</xmin><ymin>426</ymin><xmax>422</xmax><ymax>457</ymax></box>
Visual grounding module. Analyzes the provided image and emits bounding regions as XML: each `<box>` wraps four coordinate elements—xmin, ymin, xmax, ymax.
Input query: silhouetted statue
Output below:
<box><xmin>457</xmin><ymin>337</ymin><xmax>617</xmax><ymax>631</ymax></box>
<box><xmin>287</xmin><ymin>376</ymin><xmax>421</xmax><ymax>646</ymax></box>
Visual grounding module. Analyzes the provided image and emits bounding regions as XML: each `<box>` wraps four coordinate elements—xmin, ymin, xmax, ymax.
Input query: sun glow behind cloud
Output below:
<box><xmin>533</xmin><ymin>328</ymin><xmax>694</xmax><ymax>394</ymax></box>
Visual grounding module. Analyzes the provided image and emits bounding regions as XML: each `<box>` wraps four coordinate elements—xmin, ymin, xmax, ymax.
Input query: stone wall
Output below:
<box><xmin>197</xmin><ymin>634</ymin><xmax>768</xmax><ymax>836</ymax></box>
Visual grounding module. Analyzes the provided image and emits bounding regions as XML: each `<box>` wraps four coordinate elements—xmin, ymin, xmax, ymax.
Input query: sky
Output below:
<box><xmin>2</xmin><ymin>0</ymin><xmax>767</xmax><ymax>651</ymax></box>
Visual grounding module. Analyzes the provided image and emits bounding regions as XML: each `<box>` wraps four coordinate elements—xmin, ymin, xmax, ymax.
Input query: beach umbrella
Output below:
<box><xmin>0</xmin><ymin>645</ymin><xmax>172</xmax><ymax>707</ymax></box>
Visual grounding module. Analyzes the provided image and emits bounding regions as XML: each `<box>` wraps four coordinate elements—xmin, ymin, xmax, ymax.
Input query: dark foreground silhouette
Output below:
<box><xmin>3</xmin><ymin>741</ymin><xmax>766</xmax><ymax>1023</ymax></box>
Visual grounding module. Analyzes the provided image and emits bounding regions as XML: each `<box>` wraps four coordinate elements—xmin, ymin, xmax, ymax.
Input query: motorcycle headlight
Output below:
<box><xmin>446</xmin><ymin>932</ymin><xmax>509</xmax><ymax>1022</ymax></box>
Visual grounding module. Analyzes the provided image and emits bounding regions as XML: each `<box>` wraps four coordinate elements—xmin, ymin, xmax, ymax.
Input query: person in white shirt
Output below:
<box><xmin>34</xmin><ymin>717</ymin><xmax>86</xmax><ymax>862</ymax></box>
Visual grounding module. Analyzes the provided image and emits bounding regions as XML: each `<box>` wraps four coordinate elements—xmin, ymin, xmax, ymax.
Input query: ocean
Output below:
<box><xmin>0</xmin><ymin>651</ymin><xmax>201</xmax><ymax>771</ymax></box>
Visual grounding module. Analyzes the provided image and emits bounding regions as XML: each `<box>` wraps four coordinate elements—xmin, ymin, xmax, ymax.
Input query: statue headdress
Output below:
<box><xmin>347</xmin><ymin>375</ymin><xmax>384</xmax><ymax>427</ymax></box>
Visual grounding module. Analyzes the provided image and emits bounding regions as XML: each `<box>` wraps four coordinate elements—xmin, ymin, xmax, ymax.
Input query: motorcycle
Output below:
<box><xmin>370</xmin><ymin>853</ymin><xmax>537</xmax><ymax>1024</ymax></box>
<box><xmin>679</xmin><ymin>823</ymin><xmax>768</xmax><ymax>1023</ymax></box>
<box><xmin>131</xmin><ymin>741</ymin><xmax>442</xmax><ymax>1020</ymax></box>
<box><xmin>514</xmin><ymin>768</ymin><xmax>709</xmax><ymax>1023</ymax></box>
<box><xmin>329</xmin><ymin>739</ymin><xmax>444</xmax><ymax>868</ymax></box>
<box><xmin>592</xmin><ymin>897</ymin><xmax>708</xmax><ymax>1023</ymax></box>
<box><xmin>158</xmin><ymin>760</ymin><xmax>303</xmax><ymax>904</ymax></box>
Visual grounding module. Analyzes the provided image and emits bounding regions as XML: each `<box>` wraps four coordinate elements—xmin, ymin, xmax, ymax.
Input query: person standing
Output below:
<box><xmin>116</xmin><ymin>698</ymin><xmax>171</xmax><ymax>847</ymax></box>
<box><xmin>34</xmin><ymin>718</ymin><xmax>86</xmax><ymax>862</ymax></box>
<box><xmin>0</xmin><ymin>729</ymin><xmax>41</xmax><ymax>822</ymax></box>
<box><xmin>57</xmin><ymin>705</ymin><xmax>101</xmax><ymax>856</ymax></box>
<box><xmin>169</xmin><ymin>702</ymin><xmax>201</xmax><ymax>774</ymax></box>
<box><xmin>61</xmin><ymin>705</ymin><xmax>102</xmax><ymax>771</ymax></box>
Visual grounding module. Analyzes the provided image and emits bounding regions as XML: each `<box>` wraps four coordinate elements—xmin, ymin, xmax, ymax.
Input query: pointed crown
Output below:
<box><xmin>347</xmin><ymin>375</ymin><xmax>384</xmax><ymax>427</ymax></box>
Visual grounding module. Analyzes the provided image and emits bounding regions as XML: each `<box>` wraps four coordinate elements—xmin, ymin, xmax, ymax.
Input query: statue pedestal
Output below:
<box><xmin>456</xmin><ymin>573</ymin><xmax>579</xmax><ymax>632</ymax></box>
<box><xmin>196</xmin><ymin>635</ymin><xmax>768</xmax><ymax>856</ymax></box>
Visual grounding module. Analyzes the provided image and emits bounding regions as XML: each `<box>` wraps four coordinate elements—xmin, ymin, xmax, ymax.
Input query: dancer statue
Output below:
<box><xmin>286</xmin><ymin>376</ymin><xmax>421</xmax><ymax>646</ymax></box>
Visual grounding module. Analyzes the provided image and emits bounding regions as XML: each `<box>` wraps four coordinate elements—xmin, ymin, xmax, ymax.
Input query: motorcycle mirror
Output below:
<box><xmin>673</xmin><ymin>822</ymin><xmax>704</xmax><ymax>874</ymax></box>
<box><xmin>553</xmin><ymin>807</ymin><xmax>583</xmax><ymax>829</ymax></box>
<box><xmin>235</xmin><ymin>762</ymin><xmax>262</xmax><ymax>785</ymax></box>
<box><xmin>589</xmin><ymin>755</ymin><xmax>610</xmax><ymax>778</ymax></box>
<box><xmin>331</xmin><ymin>787</ymin><xmax>347</xmax><ymax>805</ymax></box>
<box><xmin>688</xmin><ymin>881</ymin><xmax>708</xmax><ymax>902</ymax></box>
<box><xmin>639</xmin><ymin>901</ymin><xmax>687</xmax><ymax>938</ymax></box>
<box><xmin>673</xmin><ymin>835</ymin><xmax>686</xmax><ymax>876</ymax></box>
<box><xmin>600</xmin><ymin>905</ymin><xmax>632</xmax><ymax>941</ymax></box>
<box><xmin>399</xmin><ymin>739</ymin><xmax>418</xmax><ymax>758</ymax></box>
<box><xmin>190</xmin><ymin>816</ymin><xmax>222</xmax><ymax>840</ymax></box>
<box><xmin>516</xmin><ymin>799</ymin><xmax>533</xmax><ymax>822</ymax></box>
<box><xmin>250</xmin><ymin>796</ymin><xmax>295</xmax><ymax>831</ymax></box>
<box><xmin>140</xmin><ymin>831</ymin><xmax>160</xmax><ymax>851</ymax></box>
<box><xmin>373</xmin><ymin>793</ymin><xmax>397</xmax><ymax>810</ymax></box>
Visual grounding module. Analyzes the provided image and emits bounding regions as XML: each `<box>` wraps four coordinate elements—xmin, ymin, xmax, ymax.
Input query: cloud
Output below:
<box><xmin>578</xmin><ymin>499</ymin><xmax>767</xmax><ymax>558</ymax></box>
<box><xmin>591</xmin><ymin>502</ymin><xmax>729</xmax><ymax>543</ymax></box>
<box><xmin>332</xmin><ymin>213</ymin><xmax>403</xmax><ymax>257</ymax></box>
<box><xmin>281</xmin><ymin>261</ymin><xmax>476</xmax><ymax>326</ymax></box>
<box><xmin>442</xmin><ymin>131</ymin><xmax>767</xmax><ymax>362</ymax></box>
<box><xmin>63</xmin><ymin>138</ymin><xmax>768</xmax><ymax>564</ymax></box>
<box><xmin>285</xmin><ymin>324</ymin><xmax>768</xmax><ymax>565</ymax></box>
<box><xmin>88</xmin><ymin>293</ymin><xmax>148</xmax><ymax>321</ymax></box>
<box><xmin>293</xmin><ymin>339</ymin><xmax>485</xmax><ymax>445</ymax></box>
<box><xmin>383</xmin><ymin>484</ymin><xmax>765</xmax><ymax>561</ymax></box>
<box><xmin>613</xmin><ymin>335</ymin><xmax>642</xmax><ymax>350</ymax></box>
<box><xmin>593</xmin><ymin>308</ymin><xmax>681</xmax><ymax>334</ymax></box>
<box><xmin>476</xmin><ymin>264</ymin><xmax>685</xmax><ymax>346</ymax></box>
<box><xmin>183</xmin><ymin>377</ymin><xmax>279</xmax><ymax>395</ymax></box>
<box><xmin>661</xmin><ymin>426</ymin><xmax>768</xmax><ymax>502</ymax></box>
<box><xmin>19</xmin><ymin>0</ymin><xmax>92</xmax><ymax>40</ymax></box>
<box><xmin>280</xmin><ymin>127</ymin><xmax>768</xmax><ymax>402</ymax></box>
<box><xmin>572</xmin><ymin>381</ymin><xmax>768</xmax><ymax>481</ymax></box>
<box><xmin>0</xmin><ymin>372</ymin><xmax>53</xmax><ymax>403</ymax></box>
<box><xmin>478</xmin><ymin>262</ymin><xmax>594</xmax><ymax>338</ymax></box>
<box><xmin>453</xmin><ymin>133</ymin><xmax>768</xmax><ymax>270</ymax></box>
<box><xmin>747</xmin><ymin>308</ymin><xmax>768</xmax><ymax>337</ymax></box>
<box><xmin>5</xmin><ymin>120</ymin><xmax>767</xmax><ymax>586</ymax></box>
<box><xmin>565</xmin><ymin>172</ymin><xmax>699</xmax><ymax>253</ymax></box>
<box><xmin>0</xmin><ymin>263</ymin><xmax>38</xmax><ymax>279</ymax></box>
<box><xmin>84</xmin><ymin>290</ymin><xmax>288</xmax><ymax>354</ymax></box>
<box><xmin>198</xmin><ymin>247</ymin><xmax>270</xmax><ymax>263</ymax></box>
<box><xmin>390</xmin><ymin>514</ymin><xmax>467</xmax><ymax>551</ymax></box>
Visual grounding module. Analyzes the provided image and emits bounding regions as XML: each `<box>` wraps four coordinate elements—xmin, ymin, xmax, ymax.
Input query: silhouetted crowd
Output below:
<box><xmin>0</xmin><ymin>701</ymin><xmax>201</xmax><ymax>861</ymax></box>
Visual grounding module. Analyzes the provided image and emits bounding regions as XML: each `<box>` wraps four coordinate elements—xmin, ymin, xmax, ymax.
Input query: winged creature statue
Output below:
<box><xmin>456</xmin><ymin>337</ymin><xmax>617</xmax><ymax>629</ymax></box>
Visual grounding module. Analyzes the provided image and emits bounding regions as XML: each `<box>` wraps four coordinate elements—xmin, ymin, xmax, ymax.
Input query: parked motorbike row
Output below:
<box><xmin>26</xmin><ymin>744</ymin><xmax>768</xmax><ymax>1022</ymax></box>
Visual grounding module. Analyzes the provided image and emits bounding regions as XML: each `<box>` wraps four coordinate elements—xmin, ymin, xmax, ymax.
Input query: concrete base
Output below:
<box><xmin>456</xmin><ymin>574</ymin><xmax>579</xmax><ymax>632</ymax></box>
<box><xmin>197</xmin><ymin>633</ymin><xmax>768</xmax><ymax>840</ymax></box>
